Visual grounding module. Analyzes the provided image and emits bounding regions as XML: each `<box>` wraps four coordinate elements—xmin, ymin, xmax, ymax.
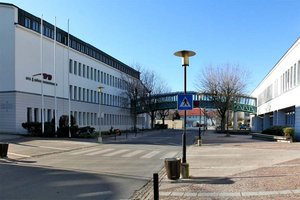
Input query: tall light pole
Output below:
<box><xmin>97</xmin><ymin>86</ymin><xmax>104</xmax><ymax>143</ymax></box>
<box><xmin>174</xmin><ymin>50</ymin><xmax>196</xmax><ymax>178</ymax></box>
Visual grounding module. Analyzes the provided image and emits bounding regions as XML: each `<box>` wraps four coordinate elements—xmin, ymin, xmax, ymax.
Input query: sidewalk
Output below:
<box><xmin>158</xmin><ymin>131</ymin><xmax>300</xmax><ymax>200</ymax></box>
<box><xmin>0</xmin><ymin>133</ymin><xmax>24</xmax><ymax>142</ymax></box>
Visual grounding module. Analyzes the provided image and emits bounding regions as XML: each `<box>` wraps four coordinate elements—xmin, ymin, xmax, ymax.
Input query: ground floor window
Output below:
<box><xmin>286</xmin><ymin>111</ymin><xmax>295</xmax><ymax>126</ymax></box>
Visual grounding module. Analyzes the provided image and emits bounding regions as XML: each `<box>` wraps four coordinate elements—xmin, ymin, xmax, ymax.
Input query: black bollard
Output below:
<box><xmin>153</xmin><ymin>173</ymin><xmax>159</xmax><ymax>200</ymax></box>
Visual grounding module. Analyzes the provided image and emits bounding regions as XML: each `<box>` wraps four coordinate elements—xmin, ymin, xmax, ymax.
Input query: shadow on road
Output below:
<box><xmin>0</xmin><ymin>162</ymin><xmax>119</xmax><ymax>200</ymax></box>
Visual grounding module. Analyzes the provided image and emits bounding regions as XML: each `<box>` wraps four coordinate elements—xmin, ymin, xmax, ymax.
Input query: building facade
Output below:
<box><xmin>0</xmin><ymin>3</ymin><xmax>148</xmax><ymax>134</ymax></box>
<box><xmin>251</xmin><ymin>38</ymin><xmax>300</xmax><ymax>140</ymax></box>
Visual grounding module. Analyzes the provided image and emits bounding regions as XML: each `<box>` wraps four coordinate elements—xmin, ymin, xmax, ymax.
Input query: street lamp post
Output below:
<box><xmin>198</xmin><ymin>94</ymin><xmax>202</xmax><ymax>146</ymax></box>
<box><xmin>174</xmin><ymin>50</ymin><xmax>196</xmax><ymax>179</ymax></box>
<box><xmin>97</xmin><ymin>86</ymin><xmax>104</xmax><ymax>143</ymax></box>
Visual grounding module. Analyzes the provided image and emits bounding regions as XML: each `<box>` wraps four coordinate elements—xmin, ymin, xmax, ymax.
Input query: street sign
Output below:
<box><xmin>177</xmin><ymin>94</ymin><xmax>193</xmax><ymax>110</ymax></box>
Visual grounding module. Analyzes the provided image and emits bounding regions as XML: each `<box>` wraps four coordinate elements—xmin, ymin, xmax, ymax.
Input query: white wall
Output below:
<box><xmin>0</xmin><ymin>4</ymin><xmax>16</xmax><ymax>91</ymax></box>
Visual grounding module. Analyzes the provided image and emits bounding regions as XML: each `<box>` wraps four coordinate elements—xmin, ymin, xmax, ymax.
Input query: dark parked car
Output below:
<box><xmin>239</xmin><ymin>124</ymin><xmax>247</xmax><ymax>130</ymax></box>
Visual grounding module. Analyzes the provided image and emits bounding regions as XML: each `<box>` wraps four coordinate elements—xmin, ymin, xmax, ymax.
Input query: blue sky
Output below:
<box><xmin>4</xmin><ymin>0</ymin><xmax>300</xmax><ymax>94</ymax></box>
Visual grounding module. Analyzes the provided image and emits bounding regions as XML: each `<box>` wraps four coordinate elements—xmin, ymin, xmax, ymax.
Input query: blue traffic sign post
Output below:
<box><xmin>177</xmin><ymin>94</ymin><xmax>193</xmax><ymax>110</ymax></box>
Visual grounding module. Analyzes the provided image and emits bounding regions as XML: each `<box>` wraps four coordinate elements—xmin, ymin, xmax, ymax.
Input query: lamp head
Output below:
<box><xmin>97</xmin><ymin>86</ymin><xmax>104</xmax><ymax>93</ymax></box>
<box><xmin>174</xmin><ymin>50</ymin><xmax>196</xmax><ymax>66</ymax></box>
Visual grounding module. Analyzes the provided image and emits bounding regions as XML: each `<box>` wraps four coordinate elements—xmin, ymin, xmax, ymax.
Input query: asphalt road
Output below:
<box><xmin>0</xmin><ymin>129</ymin><xmax>197</xmax><ymax>200</ymax></box>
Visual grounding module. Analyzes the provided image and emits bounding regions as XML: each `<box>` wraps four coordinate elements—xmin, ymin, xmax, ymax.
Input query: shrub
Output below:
<box><xmin>262</xmin><ymin>126</ymin><xmax>295</xmax><ymax>139</ymax></box>
<box><xmin>283</xmin><ymin>127</ymin><xmax>295</xmax><ymax>139</ymax></box>
<box><xmin>262</xmin><ymin>126</ymin><xmax>285</xmax><ymax>136</ymax></box>
<box><xmin>22</xmin><ymin>122</ymin><xmax>42</xmax><ymax>136</ymax></box>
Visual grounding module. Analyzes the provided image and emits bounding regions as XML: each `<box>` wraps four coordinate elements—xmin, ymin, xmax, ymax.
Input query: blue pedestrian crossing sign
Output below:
<box><xmin>177</xmin><ymin>94</ymin><xmax>193</xmax><ymax>110</ymax></box>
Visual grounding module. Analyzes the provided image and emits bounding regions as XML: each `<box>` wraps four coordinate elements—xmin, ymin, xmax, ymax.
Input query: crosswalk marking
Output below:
<box><xmin>140</xmin><ymin>150</ymin><xmax>160</xmax><ymax>159</ymax></box>
<box><xmin>86</xmin><ymin>148</ymin><xmax>115</xmax><ymax>156</ymax></box>
<box><xmin>122</xmin><ymin>150</ymin><xmax>146</xmax><ymax>158</ymax></box>
<box><xmin>70</xmin><ymin>148</ymin><xmax>100</xmax><ymax>155</ymax></box>
<box><xmin>160</xmin><ymin>151</ymin><xmax>179</xmax><ymax>159</ymax></box>
<box><xmin>8</xmin><ymin>152</ymin><xmax>31</xmax><ymax>158</ymax></box>
<box><xmin>103</xmin><ymin>149</ymin><xmax>130</xmax><ymax>156</ymax></box>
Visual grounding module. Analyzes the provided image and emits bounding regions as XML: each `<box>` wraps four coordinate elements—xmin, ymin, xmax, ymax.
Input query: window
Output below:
<box><xmin>79</xmin><ymin>112</ymin><xmax>82</xmax><ymax>126</ymax></box>
<box><xmin>294</xmin><ymin>64</ymin><xmax>297</xmax><ymax>87</ymax></box>
<box><xmin>27</xmin><ymin>107</ymin><xmax>32</xmax><ymax>122</ymax></box>
<box><xmin>83</xmin><ymin>112</ymin><xmax>86</xmax><ymax>125</ymax></box>
<box><xmin>94</xmin><ymin>69</ymin><xmax>97</xmax><ymax>81</ymax></box>
<box><xmin>90</xmin><ymin>67</ymin><xmax>93</xmax><ymax>80</ymax></box>
<box><xmin>69</xmin><ymin>85</ymin><xmax>73</xmax><ymax>99</ymax></box>
<box><xmin>83</xmin><ymin>88</ymin><xmax>86</xmax><ymax>101</ymax></box>
<box><xmin>286</xmin><ymin>111</ymin><xmax>295</xmax><ymax>126</ymax></box>
<box><xmin>74</xmin><ymin>61</ymin><xmax>77</xmax><ymax>75</ymax></box>
<box><xmin>34</xmin><ymin>108</ymin><xmax>39</xmax><ymax>122</ymax></box>
<box><xmin>87</xmin><ymin>89</ymin><xmax>90</xmax><ymax>102</ymax></box>
<box><xmin>69</xmin><ymin>59</ymin><xmax>73</xmax><ymax>73</ymax></box>
<box><xmin>83</xmin><ymin>64</ymin><xmax>86</xmax><ymax>77</ymax></box>
<box><xmin>74</xmin><ymin>111</ymin><xmax>77</xmax><ymax>125</ymax></box>
<box><xmin>87</xmin><ymin>66</ymin><xmax>90</xmax><ymax>79</ymax></box>
<box><xmin>90</xmin><ymin>91</ymin><xmax>93</xmax><ymax>103</ymax></box>
<box><xmin>78</xmin><ymin>63</ymin><xmax>81</xmax><ymax>76</ymax></box>
<box><xmin>78</xmin><ymin>87</ymin><xmax>82</xmax><ymax>101</ymax></box>
<box><xmin>101</xmin><ymin>72</ymin><xmax>103</xmax><ymax>83</ymax></box>
<box><xmin>91</xmin><ymin>113</ymin><xmax>93</xmax><ymax>125</ymax></box>
<box><xmin>32</xmin><ymin>21</ymin><xmax>39</xmax><ymax>32</ymax></box>
<box><xmin>104</xmin><ymin>73</ymin><xmax>107</xmax><ymax>84</ymax></box>
<box><xmin>25</xmin><ymin>17</ymin><xmax>31</xmax><ymax>28</ymax></box>
<box><xmin>74</xmin><ymin>86</ymin><xmax>77</xmax><ymax>100</ymax></box>
<box><xmin>97</xmin><ymin>70</ymin><xmax>100</xmax><ymax>82</ymax></box>
<box><xmin>104</xmin><ymin>93</ymin><xmax>107</xmax><ymax>104</ymax></box>
<box><xmin>46</xmin><ymin>109</ymin><xmax>51</xmax><ymax>122</ymax></box>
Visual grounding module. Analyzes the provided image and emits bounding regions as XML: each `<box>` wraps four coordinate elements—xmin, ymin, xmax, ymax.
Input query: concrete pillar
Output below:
<box><xmin>251</xmin><ymin>115</ymin><xmax>264</xmax><ymax>132</ymax></box>
<box><xmin>294</xmin><ymin>107</ymin><xmax>300</xmax><ymax>141</ymax></box>
<box><xmin>263</xmin><ymin>114</ymin><xmax>270</xmax><ymax>130</ymax></box>
<box><xmin>277</xmin><ymin>110</ymin><xmax>285</xmax><ymax>126</ymax></box>
<box><xmin>273</xmin><ymin>111</ymin><xmax>277</xmax><ymax>126</ymax></box>
<box><xmin>233</xmin><ymin>112</ymin><xmax>238</xmax><ymax>130</ymax></box>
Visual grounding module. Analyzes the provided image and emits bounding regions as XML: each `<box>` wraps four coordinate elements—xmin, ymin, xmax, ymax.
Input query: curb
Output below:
<box><xmin>130</xmin><ymin>167</ymin><xmax>166</xmax><ymax>200</ymax></box>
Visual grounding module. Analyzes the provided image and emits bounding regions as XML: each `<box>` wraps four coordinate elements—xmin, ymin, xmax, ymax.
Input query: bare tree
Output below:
<box><xmin>120</xmin><ymin>65</ymin><xmax>170</xmax><ymax>131</ymax></box>
<box><xmin>139</xmin><ymin>68</ymin><xmax>171</xmax><ymax>129</ymax></box>
<box><xmin>196</xmin><ymin>64</ymin><xmax>247</xmax><ymax>133</ymax></box>
<box><xmin>120</xmin><ymin>71</ymin><xmax>146</xmax><ymax>134</ymax></box>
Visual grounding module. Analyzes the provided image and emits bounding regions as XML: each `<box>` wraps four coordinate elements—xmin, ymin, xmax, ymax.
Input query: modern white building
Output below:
<box><xmin>251</xmin><ymin>37</ymin><xmax>300</xmax><ymax>140</ymax></box>
<box><xmin>0</xmin><ymin>3</ymin><xmax>148</xmax><ymax>134</ymax></box>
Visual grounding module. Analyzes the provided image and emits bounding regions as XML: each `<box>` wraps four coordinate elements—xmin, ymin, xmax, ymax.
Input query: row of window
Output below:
<box><xmin>69</xmin><ymin>59</ymin><xmax>126</xmax><ymax>90</ymax></box>
<box><xmin>258</xmin><ymin>61</ymin><xmax>300</xmax><ymax>106</ymax></box>
<box><xmin>69</xmin><ymin>85</ymin><xmax>128</xmax><ymax>107</ymax></box>
<box><xmin>27</xmin><ymin>107</ymin><xmax>145</xmax><ymax>127</ymax></box>
<box><xmin>267</xmin><ymin>110</ymin><xmax>295</xmax><ymax>127</ymax></box>
<box><xmin>18</xmin><ymin>8</ymin><xmax>140</xmax><ymax>79</ymax></box>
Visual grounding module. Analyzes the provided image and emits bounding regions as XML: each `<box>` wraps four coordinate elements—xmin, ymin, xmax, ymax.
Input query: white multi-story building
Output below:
<box><xmin>251</xmin><ymin>37</ymin><xmax>300</xmax><ymax>140</ymax></box>
<box><xmin>0</xmin><ymin>3</ymin><xmax>148</xmax><ymax>134</ymax></box>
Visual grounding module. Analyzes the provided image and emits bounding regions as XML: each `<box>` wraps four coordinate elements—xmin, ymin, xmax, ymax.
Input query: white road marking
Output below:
<box><xmin>77</xmin><ymin>191</ymin><xmax>113</xmax><ymax>197</ymax></box>
<box><xmin>140</xmin><ymin>150</ymin><xmax>160</xmax><ymax>159</ymax></box>
<box><xmin>38</xmin><ymin>145</ymin><xmax>70</xmax><ymax>151</ymax></box>
<box><xmin>122</xmin><ymin>150</ymin><xmax>145</xmax><ymax>158</ymax></box>
<box><xmin>86</xmin><ymin>148</ymin><xmax>115</xmax><ymax>156</ymax></box>
<box><xmin>103</xmin><ymin>149</ymin><xmax>130</xmax><ymax>156</ymax></box>
<box><xmin>160</xmin><ymin>151</ymin><xmax>179</xmax><ymax>159</ymax></box>
<box><xmin>70</xmin><ymin>148</ymin><xmax>101</xmax><ymax>155</ymax></box>
<box><xmin>8</xmin><ymin>152</ymin><xmax>31</xmax><ymax>158</ymax></box>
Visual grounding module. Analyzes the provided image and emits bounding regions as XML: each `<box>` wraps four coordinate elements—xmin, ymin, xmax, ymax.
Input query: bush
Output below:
<box><xmin>262</xmin><ymin>126</ymin><xmax>295</xmax><ymax>139</ymax></box>
<box><xmin>22</xmin><ymin>122</ymin><xmax>42</xmax><ymax>136</ymax></box>
<box><xmin>262</xmin><ymin>126</ymin><xmax>285</xmax><ymax>136</ymax></box>
<box><xmin>74</xmin><ymin>126</ymin><xmax>95</xmax><ymax>138</ymax></box>
<box><xmin>283</xmin><ymin>127</ymin><xmax>295</xmax><ymax>139</ymax></box>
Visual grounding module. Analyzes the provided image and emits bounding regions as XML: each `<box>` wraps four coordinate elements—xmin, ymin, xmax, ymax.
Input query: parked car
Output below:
<box><xmin>239</xmin><ymin>124</ymin><xmax>247</xmax><ymax>130</ymax></box>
